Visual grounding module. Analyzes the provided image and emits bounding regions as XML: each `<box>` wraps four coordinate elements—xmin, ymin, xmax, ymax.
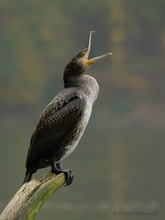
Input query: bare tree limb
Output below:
<box><xmin>0</xmin><ymin>172</ymin><xmax>66</xmax><ymax>220</ymax></box>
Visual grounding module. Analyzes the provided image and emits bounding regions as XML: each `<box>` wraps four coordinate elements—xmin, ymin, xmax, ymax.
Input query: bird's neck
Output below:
<box><xmin>63</xmin><ymin>75</ymin><xmax>80</xmax><ymax>89</ymax></box>
<box><xmin>63</xmin><ymin>70</ymin><xmax>99</xmax><ymax>103</ymax></box>
<box><xmin>63</xmin><ymin>62</ymin><xmax>99</xmax><ymax>102</ymax></box>
<box><xmin>63</xmin><ymin>64</ymin><xmax>84</xmax><ymax>88</ymax></box>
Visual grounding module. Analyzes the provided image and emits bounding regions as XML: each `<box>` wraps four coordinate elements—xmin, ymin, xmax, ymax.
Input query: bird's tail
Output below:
<box><xmin>23</xmin><ymin>171</ymin><xmax>33</xmax><ymax>184</ymax></box>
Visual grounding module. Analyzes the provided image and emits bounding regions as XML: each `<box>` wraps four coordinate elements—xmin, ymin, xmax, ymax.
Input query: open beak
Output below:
<box><xmin>84</xmin><ymin>31</ymin><xmax>112</xmax><ymax>66</ymax></box>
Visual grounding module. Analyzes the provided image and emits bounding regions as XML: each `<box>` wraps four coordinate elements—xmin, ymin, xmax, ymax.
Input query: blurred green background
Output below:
<box><xmin>0</xmin><ymin>0</ymin><xmax>165</xmax><ymax>219</ymax></box>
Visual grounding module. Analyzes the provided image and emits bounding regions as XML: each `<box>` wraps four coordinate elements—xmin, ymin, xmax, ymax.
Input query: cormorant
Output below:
<box><xmin>23</xmin><ymin>31</ymin><xmax>112</xmax><ymax>186</ymax></box>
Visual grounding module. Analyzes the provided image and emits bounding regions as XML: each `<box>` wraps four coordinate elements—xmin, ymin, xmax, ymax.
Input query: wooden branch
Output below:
<box><xmin>0</xmin><ymin>172</ymin><xmax>66</xmax><ymax>220</ymax></box>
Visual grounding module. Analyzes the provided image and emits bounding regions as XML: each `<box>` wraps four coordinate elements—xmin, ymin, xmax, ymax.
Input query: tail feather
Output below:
<box><xmin>23</xmin><ymin>171</ymin><xmax>33</xmax><ymax>184</ymax></box>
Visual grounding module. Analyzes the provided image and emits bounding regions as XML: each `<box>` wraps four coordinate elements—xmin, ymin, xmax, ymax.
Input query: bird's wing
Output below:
<box><xmin>26</xmin><ymin>90</ymin><xmax>86</xmax><ymax>170</ymax></box>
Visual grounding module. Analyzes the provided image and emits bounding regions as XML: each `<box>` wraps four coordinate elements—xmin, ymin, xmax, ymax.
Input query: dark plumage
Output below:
<box><xmin>23</xmin><ymin>31</ymin><xmax>111</xmax><ymax>186</ymax></box>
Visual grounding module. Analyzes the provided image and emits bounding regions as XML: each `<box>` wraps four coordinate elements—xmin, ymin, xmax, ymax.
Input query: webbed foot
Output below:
<box><xmin>51</xmin><ymin>161</ymin><xmax>74</xmax><ymax>186</ymax></box>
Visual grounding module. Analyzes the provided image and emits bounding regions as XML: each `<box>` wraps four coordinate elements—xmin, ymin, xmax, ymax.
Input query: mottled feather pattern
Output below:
<box><xmin>26</xmin><ymin>90</ymin><xmax>86</xmax><ymax>170</ymax></box>
<box><xmin>39</xmin><ymin>89</ymin><xmax>78</xmax><ymax>122</ymax></box>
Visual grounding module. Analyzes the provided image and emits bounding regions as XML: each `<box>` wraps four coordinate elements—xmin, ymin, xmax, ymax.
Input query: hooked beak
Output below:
<box><xmin>84</xmin><ymin>31</ymin><xmax>112</xmax><ymax>66</ymax></box>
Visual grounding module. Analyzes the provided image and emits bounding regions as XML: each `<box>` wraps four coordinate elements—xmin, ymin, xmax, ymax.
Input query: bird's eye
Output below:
<box><xmin>76</xmin><ymin>50</ymin><xmax>86</xmax><ymax>58</ymax></box>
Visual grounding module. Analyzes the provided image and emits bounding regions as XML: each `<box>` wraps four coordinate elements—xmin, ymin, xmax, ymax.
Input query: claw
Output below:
<box><xmin>63</xmin><ymin>169</ymin><xmax>74</xmax><ymax>186</ymax></box>
<box><xmin>50</xmin><ymin>160</ymin><xmax>74</xmax><ymax>186</ymax></box>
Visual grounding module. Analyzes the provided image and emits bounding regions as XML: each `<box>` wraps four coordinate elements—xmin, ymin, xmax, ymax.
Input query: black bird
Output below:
<box><xmin>23</xmin><ymin>31</ymin><xmax>112</xmax><ymax>186</ymax></box>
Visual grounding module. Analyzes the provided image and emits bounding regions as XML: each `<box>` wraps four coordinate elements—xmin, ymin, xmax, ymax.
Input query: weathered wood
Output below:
<box><xmin>0</xmin><ymin>172</ymin><xmax>66</xmax><ymax>220</ymax></box>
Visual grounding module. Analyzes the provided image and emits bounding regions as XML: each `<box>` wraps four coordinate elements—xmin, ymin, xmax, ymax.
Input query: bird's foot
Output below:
<box><xmin>51</xmin><ymin>162</ymin><xmax>74</xmax><ymax>186</ymax></box>
<box><xmin>62</xmin><ymin>169</ymin><xmax>74</xmax><ymax>186</ymax></box>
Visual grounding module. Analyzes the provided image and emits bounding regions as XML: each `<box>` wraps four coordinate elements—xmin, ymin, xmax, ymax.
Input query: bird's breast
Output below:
<box><xmin>60</xmin><ymin>100</ymin><xmax>92</xmax><ymax>161</ymax></box>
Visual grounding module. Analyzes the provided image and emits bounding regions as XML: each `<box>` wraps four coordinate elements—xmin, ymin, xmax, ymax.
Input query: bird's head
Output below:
<box><xmin>64</xmin><ymin>31</ymin><xmax>112</xmax><ymax>87</ymax></box>
<box><xmin>68</xmin><ymin>31</ymin><xmax>112</xmax><ymax>74</ymax></box>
